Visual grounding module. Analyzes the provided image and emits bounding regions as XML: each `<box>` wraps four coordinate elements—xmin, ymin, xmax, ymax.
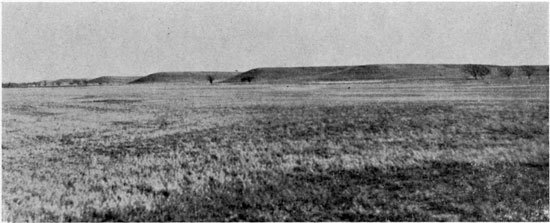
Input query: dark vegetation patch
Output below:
<box><xmin>60</xmin><ymin>132</ymin><xmax>96</xmax><ymax>145</ymax></box>
<box><xmin>35</xmin><ymin>135</ymin><xmax>56</xmax><ymax>143</ymax></box>
<box><xmin>85</xmin><ymin>99</ymin><xmax>142</xmax><ymax>104</ymax></box>
<box><xmin>54</xmin><ymin>104</ymin><xmax>135</xmax><ymax>113</ymax></box>
<box><xmin>72</xmin><ymin>95</ymin><xmax>99</xmax><ymax>100</ymax></box>
<box><xmin>264</xmin><ymin>91</ymin><xmax>313</xmax><ymax>98</ymax></box>
<box><xmin>340</xmin><ymin>93</ymin><xmax>425</xmax><ymax>97</ymax></box>
<box><xmin>75</xmin><ymin>162</ymin><xmax>549</xmax><ymax>222</ymax></box>
<box><xmin>5</xmin><ymin>105</ymin><xmax>59</xmax><ymax>117</ymax></box>
<box><xmin>112</xmin><ymin>121</ymin><xmax>138</xmax><ymax>126</ymax></box>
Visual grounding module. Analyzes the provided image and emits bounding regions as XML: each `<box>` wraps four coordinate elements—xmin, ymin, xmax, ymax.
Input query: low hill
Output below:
<box><xmin>223</xmin><ymin>64</ymin><xmax>549</xmax><ymax>84</ymax></box>
<box><xmin>49</xmin><ymin>78</ymin><xmax>88</xmax><ymax>86</ymax></box>
<box><xmin>52</xmin><ymin>78</ymin><xmax>89</xmax><ymax>83</ymax></box>
<box><xmin>130</xmin><ymin>72</ymin><xmax>239</xmax><ymax>84</ymax></box>
<box><xmin>88</xmin><ymin>76</ymin><xmax>142</xmax><ymax>85</ymax></box>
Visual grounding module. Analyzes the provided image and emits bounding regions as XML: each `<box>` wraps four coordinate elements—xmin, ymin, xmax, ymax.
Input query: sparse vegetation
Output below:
<box><xmin>87</xmin><ymin>99</ymin><xmax>143</xmax><ymax>104</ymax></box>
<box><xmin>2</xmin><ymin>81</ymin><xmax>548</xmax><ymax>222</ymax></box>
<box><xmin>521</xmin><ymin>66</ymin><xmax>536</xmax><ymax>79</ymax></box>
<box><xmin>498</xmin><ymin>67</ymin><xmax>514</xmax><ymax>80</ymax></box>
<box><xmin>462</xmin><ymin>64</ymin><xmax>491</xmax><ymax>80</ymax></box>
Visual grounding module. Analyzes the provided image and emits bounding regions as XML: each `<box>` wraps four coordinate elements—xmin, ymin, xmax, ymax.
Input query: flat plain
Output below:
<box><xmin>2</xmin><ymin>78</ymin><xmax>549</xmax><ymax>221</ymax></box>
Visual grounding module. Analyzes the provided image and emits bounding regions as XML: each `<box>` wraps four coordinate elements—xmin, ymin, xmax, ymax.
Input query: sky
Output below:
<box><xmin>2</xmin><ymin>2</ymin><xmax>548</xmax><ymax>83</ymax></box>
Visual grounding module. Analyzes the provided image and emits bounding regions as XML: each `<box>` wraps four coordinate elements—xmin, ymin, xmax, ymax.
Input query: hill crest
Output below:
<box><xmin>88</xmin><ymin>76</ymin><xmax>142</xmax><ymax>84</ymax></box>
<box><xmin>223</xmin><ymin>64</ymin><xmax>549</xmax><ymax>84</ymax></box>
<box><xmin>130</xmin><ymin>72</ymin><xmax>239</xmax><ymax>84</ymax></box>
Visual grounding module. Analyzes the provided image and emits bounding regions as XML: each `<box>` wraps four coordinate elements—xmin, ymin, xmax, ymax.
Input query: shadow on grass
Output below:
<box><xmin>76</xmin><ymin>161</ymin><xmax>548</xmax><ymax>222</ymax></box>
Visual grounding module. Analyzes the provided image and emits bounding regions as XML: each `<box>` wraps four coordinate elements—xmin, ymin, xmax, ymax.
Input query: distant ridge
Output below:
<box><xmin>88</xmin><ymin>76</ymin><xmax>142</xmax><ymax>85</ymax></box>
<box><xmin>223</xmin><ymin>64</ymin><xmax>549</xmax><ymax>84</ymax></box>
<box><xmin>3</xmin><ymin>65</ymin><xmax>548</xmax><ymax>88</ymax></box>
<box><xmin>130</xmin><ymin>72</ymin><xmax>239</xmax><ymax>84</ymax></box>
<box><xmin>53</xmin><ymin>78</ymin><xmax>88</xmax><ymax>83</ymax></box>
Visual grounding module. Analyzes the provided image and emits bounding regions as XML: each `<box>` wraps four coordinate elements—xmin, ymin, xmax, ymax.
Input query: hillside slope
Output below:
<box><xmin>223</xmin><ymin>64</ymin><xmax>549</xmax><ymax>84</ymax></box>
<box><xmin>88</xmin><ymin>76</ymin><xmax>142</xmax><ymax>85</ymax></box>
<box><xmin>130</xmin><ymin>72</ymin><xmax>238</xmax><ymax>84</ymax></box>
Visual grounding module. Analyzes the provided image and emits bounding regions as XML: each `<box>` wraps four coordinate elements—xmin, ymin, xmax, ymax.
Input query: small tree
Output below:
<box><xmin>520</xmin><ymin>66</ymin><xmax>535</xmax><ymax>79</ymax></box>
<box><xmin>498</xmin><ymin>67</ymin><xmax>514</xmax><ymax>80</ymax></box>
<box><xmin>206</xmin><ymin>75</ymin><xmax>214</xmax><ymax>84</ymax></box>
<box><xmin>462</xmin><ymin>64</ymin><xmax>490</xmax><ymax>80</ymax></box>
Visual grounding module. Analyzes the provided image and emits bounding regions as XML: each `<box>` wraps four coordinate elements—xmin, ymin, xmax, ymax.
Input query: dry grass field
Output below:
<box><xmin>2</xmin><ymin>79</ymin><xmax>549</xmax><ymax>221</ymax></box>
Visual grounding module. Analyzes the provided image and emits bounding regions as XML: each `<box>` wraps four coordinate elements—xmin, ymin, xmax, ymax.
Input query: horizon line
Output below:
<box><xmin>3</xmin><ymin>63</ymin><xmax>549</xmax><ymax>84</ymax></box>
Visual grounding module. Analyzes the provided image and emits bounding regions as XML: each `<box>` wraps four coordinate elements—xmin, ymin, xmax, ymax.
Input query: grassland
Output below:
<box><xmin>2</xmin><ymin>78</ymin><xmax>549</xmax><ymax>221</ymax></box>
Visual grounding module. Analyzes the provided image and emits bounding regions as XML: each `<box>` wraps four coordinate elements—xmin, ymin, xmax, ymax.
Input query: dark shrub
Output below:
<box><xmin>498</xmin><ymin>67</ymin><xmax>514</xmax><ymax>80</ymax></box>
<box><xmin>520</xmin><ymin>66</ymin><xmax>536</xmax><ymax>79</ymax></box>
<box><xmin>462</xmin><ymin>65</ymin><xmax>491</xmax><ymax>80</ymax></box>
<box><xmin>207</xmin><ymin>75</ymin><xmax>214</xmax><ymax>84</ymax></box>
<box><xmin>241</xmin><ymin>76</ymin><xmax>254</xmax><ymax>83</ymax></box>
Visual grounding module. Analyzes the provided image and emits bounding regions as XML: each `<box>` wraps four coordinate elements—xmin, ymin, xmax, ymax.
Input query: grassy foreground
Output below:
<box><xmin>2</xmin><ymin>83</ymin><xmax>549</xmax><ymax>221</ymax></box>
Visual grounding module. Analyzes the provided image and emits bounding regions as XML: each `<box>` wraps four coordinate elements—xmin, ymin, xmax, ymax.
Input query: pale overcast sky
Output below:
<box><xmin>2</xmin><ymin>2</ymin><xmax>548</xmax><ymax>83</ymax></box>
